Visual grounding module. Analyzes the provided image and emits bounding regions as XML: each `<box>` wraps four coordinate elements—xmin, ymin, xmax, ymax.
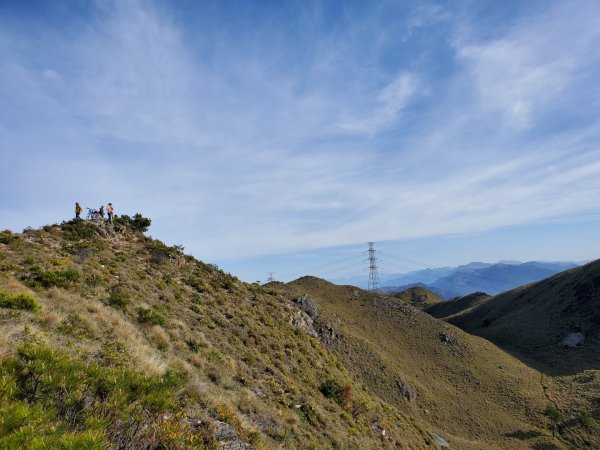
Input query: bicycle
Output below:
<box><xmin>86</xmin><ymin>207</ymin><xmax>102</xmax><ymax>221</ymax></box>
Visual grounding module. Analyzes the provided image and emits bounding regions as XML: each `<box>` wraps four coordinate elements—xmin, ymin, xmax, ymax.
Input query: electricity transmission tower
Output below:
<box><xmin>267</xmin><ymin>272</ymin><xmax>275</xmax><ymax>283</ymax></box>
<box><xmin>367</xmin><ymin>242</ymin><xmax>380</xmax><ymax>292</ymax></box>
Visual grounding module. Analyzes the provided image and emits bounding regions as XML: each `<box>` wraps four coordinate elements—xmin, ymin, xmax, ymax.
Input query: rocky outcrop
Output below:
<box><xmin>209</xmin><ymin>421</ymin><xmax>252</xmax><ymax>449</ymax></box>
<box><xmin>397</xmin><ymin>379</ymin><xmax>417</xmax><ymax>402</ymax></box>
<box><xmin>290</xmin><ymin>294</ymin><xmax>340</xmax><ymax>345</ymax></box>
<box><xmin>293</xmin><ymin>294</ymin><xmax>318</xmax><ymax>319</ymax></box>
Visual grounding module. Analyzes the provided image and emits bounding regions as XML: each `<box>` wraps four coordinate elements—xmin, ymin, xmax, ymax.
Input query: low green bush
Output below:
<box><xmin>578</xmin><ymin>410</ymin><xmax>598</xmax><ymax>430</ymax></box>
<box><xmin>319</xmin><ymin>379</ymin><xmax>351</xmax><ymax>406</ymax></box>
<box><xmin>146</xmin><ymin>240</ymin><xmax>183</xmax><ymax>265</ymax></box>
<box><xmin>24</xmin><ymin>266</ymin><xmax>80</xmax><ymax>289</ymax></box>
<box><xmin>114</xmin><ymin>213</ymin><xmax>152</xmax><ymax>233</ymax></box>
<box><xmin>108</xmin><ymin>291</ymin><xmax>130</xmax><ymax>309</ymax></box>
<box><xmin>137</xmin><ymin>307</ymin><xmax>166</xmax><ymax>326</ymax></box>
<box><xmin>0</xmin><ymin>344</ymin><xmax>187</xmax><ymax>449</ymax></box>
<box><xmin>0</xmin><ymin>230</ymin><xmax>18</xmax><ymax>245</ymax></box>
<box><xmin>0</xmin><ymin>291</ymin><xmax>40</xmax><ymax>312</ymax></box>
<box><xmin>62</xmin><ymin>221</ymin><xmax>98</xmax><ymax>240</ymax></box>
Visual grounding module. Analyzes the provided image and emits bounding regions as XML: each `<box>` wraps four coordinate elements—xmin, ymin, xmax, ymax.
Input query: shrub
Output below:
<box><xmin>146</xmin><ymin>240</ymin><xmax>182</xmax><ymax>264</ymax></box>
<box><xmin>108</xmin><ymin>291</ymin><xmax>130</xmax><ymax>309</ymax></box>
<box><xmin>25</xmin><ymin>266</ymin><xmax>80</xmax><ymax>289</ymax></box>
<box><xmin>0</xmin><ymin>344</ymin><xmax>187</xmax><ymax>449</ymax></box>
<box><xmin>62</xmin><ymin>221</ymin><xmax>97</xmax><ymax>240</ymax></box>
<box><xmin>544</xmin><ymin>403</ymin><xmax>563</xmax><ymax>437</ymax></box>
<box><xmin>578</xmin><ymin>410</ymin><xmax>598</xmax><ymax>430</ymax></box>
<box><xmin>114</xmin><ymin>213</ymin><xmax>152</xmax><ymax>233</ymax></box>
<box><xmin>320</xmin><ymin>379</ymin><xmax>346</xmax><ymax>405</ymax></box>
<box><xmin>137</xmin><ymin>307</ymin><xmax>166</xmax><ymax>326</ymax></box>
<box><xmin>297</xmin><ymin>404</ymin><xmax>319</xmax><ymax>426</ymax></box>
<box><xmin>0</xmin><ymin>291</ymin><xmax>40</xmax><ymax>312</ymax></box>
<box><xmin>186</xmin><ymin>340</ymin><xmax>201</xmax><ymax>352</ymax></box>
<box><xmin>0</xmin><ymin>230</ymin><xmax>18</xmax><ymax>245</ymax></box>
<box><xmin>57</xmin><ymin>313</ymin><xmax>94</xmax><ymax>338</ymax></box>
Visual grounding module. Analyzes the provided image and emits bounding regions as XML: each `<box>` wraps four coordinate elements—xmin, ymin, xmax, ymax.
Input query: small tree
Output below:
<box><xmin>130</xmin><ymin>213</ymin><xmax>151</xmax><ymax>232</ymax></box>
<box><xmin>544</xmin><ymin>403</ymin><xmax>563</xmax><ymax>437</ymax></box>
<box><xmin>578</xmin><ymin>410</ymin><xmax>598</xmax><ymax>430</ymax></box>
<box><xmin>113</xmin><ymin>213</ymin><xmax>151</xmax><ymax>233</ymax></box>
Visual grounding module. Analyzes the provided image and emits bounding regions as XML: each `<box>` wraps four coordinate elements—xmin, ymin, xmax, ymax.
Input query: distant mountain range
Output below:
<box><xmin>332</xmin><ymin>261</ymin><xmax>580</xmax><ymax>299</ymax></box>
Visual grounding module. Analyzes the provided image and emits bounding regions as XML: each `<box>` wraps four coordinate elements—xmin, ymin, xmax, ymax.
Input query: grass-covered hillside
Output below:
<box><xmin>448</xmin><ymin>259</ymin><xmax>600</xmax><ymax>376</ymax></box>
<box><xmin>0</xmin><ymin>221</ymin><xmax>434</xmax><ymax>449</ymax></box>
<box><xmin>1</xmin><ymin>220</ymin><xmax>598</xmax><ymax>449</ymax></box>
<box><xmin>273</xmin><ymin>277</ymin><xmax>600</xmax><ymax>449</ymax></box>
<box><xmin>425</xmin><ymin>292</ymin><xmax>491</xmax><ymax>320</ymax></box>
<box><xmin>392</xmin><ymin>286</ymin><xmax>442</xmax><ymax>310</ymax></box>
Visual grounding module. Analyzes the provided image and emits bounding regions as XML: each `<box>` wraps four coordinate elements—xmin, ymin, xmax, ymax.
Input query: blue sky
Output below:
<box><xmin>1</xmin><ymin>0</ymin><xmax>600</xmax><ymax>283</ymax></box>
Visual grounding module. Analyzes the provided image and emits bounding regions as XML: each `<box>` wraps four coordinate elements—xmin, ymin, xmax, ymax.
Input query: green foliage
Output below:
<box><xmin>186</xmin><ymin>340</ymin><xmax>201</xmax><ymax>352</ymax></box>
<box><xmin>0</xmin><ymin>229</ymin><xmax>18</xmax><ymax>245</ymax></box>
<box><xmin>0</xmin><ymin>344</ymin><xmax>186</xmax><ymax>449</ymax></box>
<box><xmin>544</xmin><ymin>403</ymin><xmax>563</xmax><ymax>423</ymax></box>
<box><xmin>320</xmin><ymin>379</ymin><xmax>346</xmax><ymax>405</ymax></box>
<box><xmin>24</xmin><ymin>266</ymin><xmax>80</xmax><ymax>289</ymax></box>
<box><xmin>577</xmin><ymin>410</ymin><xmax>598</xmax><ymax>430</ymax></box>
<box><xmin>137</xmin><ymin>307</ymin><xmax>166</xmax><ymax>326</ymax></box>
<box><xmin>107</xmin><ymin>290</ymin><xmax>130</xmax><ymax>309</ymax></box>
<box><xmin>297</xmin><ymin>404</ymin><xmax>320</xmax><ymax>426</ymax></box>
<box><xmin>146</xmin><ymin>240</ymin><xmax>182</xmax><ymax>265</ymax></box>
<box><xmin>61</xmin><ymin>221</ymin><xmax>97</xmax><ymax>241</ymax></box>
<box><xmin>114</xmin><ymin>213</ymin><xmax>152</xmax><ymax>232</ymax></box>
<box><xmin>57</xmin><ymin>313</ymin><xmax>94</xmax><ymax>338</ymax></box>
<box><xmin>0</xmin><ymin>291</ymin><xmax>40</xmax><ymax>312</ymax></box>
<box><xmin>544</xmin><ymin>403</ymin><xmax>563</xmax><ymax>437</ymax></box>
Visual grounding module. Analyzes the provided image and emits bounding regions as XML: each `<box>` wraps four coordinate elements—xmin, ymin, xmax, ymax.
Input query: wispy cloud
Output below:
<box><xmin>1</xmin><ymin>0</ymin><xmax>599</xmax><ymax>272</ymax></box>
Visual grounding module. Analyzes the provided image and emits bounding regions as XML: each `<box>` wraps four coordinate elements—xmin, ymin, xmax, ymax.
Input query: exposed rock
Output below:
<box><xmin>439</xmin><ymin>331</ymin><xmax>459</xmax><ymax>345</ymax></box>
<box><xmin>289</xmin><ymin>309</ymin><xmax>317</xmax><ymax>338</ymax></box>
<box><xmin>561</xmin><ymin>332</ymin><xmax>585</xmax><ymax>348</ymax></box>
<box><xmin>209</xmin><ymin>421</ymin><xmax>252</xmax><ymax>449</ymax></box>
<box><xmin>318</xmin><ymin>321</ymin><xmax>339</xmax><ymax>345</ymax></box>
<box><xmin>429</xmin><ymin>432</ymin><xmax>449</xmax><ymax>448</ymax></box>
<box><xmin>293</xmin><ymin>294</ymin><xmax>318</xmax><ymax>319</ymax></box>
<box><xmin>397</xmin><ymin>379</ymin><xmax>417</xmax><ymax>402</ymax></box>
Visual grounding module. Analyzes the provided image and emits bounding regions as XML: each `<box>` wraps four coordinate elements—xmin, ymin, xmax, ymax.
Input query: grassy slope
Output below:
<box><xmin>448</xmin><ymin>260</ymin><xmax>600</xmax><ymax>376</ymax></box>
<box><xmin>392</xmin><ymin>286</ymin><xmax>442</xmax><ymax>309</ymax></box>
<box><xmin>444</xmin><ymin>260</ymin><xmax>600</xmax><ymax>448</ymax></box>
<box><xmin>425</xmin><ymin>292</ymin><xmax>491</xmax><ymax>320</ymax></box>
<box><xmin>275</xmin><ymin>277</ymin><xmax>570</xmax><ymax>449</ymax></box>
<box><xmin>0</xmin><ymin>223</ymin><xmax>433</xmax><ymax>449</ymax></box>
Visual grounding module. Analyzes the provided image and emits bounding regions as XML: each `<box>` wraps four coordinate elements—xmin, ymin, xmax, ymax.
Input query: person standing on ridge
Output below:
<box><xmin>99</xmin><ymin>205</ymin><xmax>105</xmax><ymax>220</ymax></box>
<box><xmin>75</xmin><ymin>202</ymin><xmax>82</xmax><ymax>220</ymax></box>
<box><xmin>106</xmin><ymin>202</ymin><xmax>114</xmax><ymax>224</ymax></box>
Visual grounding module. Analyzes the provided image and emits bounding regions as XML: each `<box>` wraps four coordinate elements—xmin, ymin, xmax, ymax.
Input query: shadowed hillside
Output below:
<box><xmin>271</xmin><ymin>277</ymin><xmax>600</xmax><ymax>449</ymax></box>
<box><xmin>448</xmin><ymin>260</ymin><xmax>600</xmax><ymax>376</ymax></box>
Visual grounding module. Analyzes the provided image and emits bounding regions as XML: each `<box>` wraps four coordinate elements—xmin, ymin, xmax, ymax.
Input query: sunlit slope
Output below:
<box><xmin>425</xmin><ymin>292</ymin><xmax>491</xmax><ymax>319</ymax></box>
<box><xmin>279</xmin><ymin>277</ymin><xmax>564</xmax><ymax>449</ymax></box>
<box><xmin>393</xmin><ymin>286</ymin><xmax>443</xmax><ymax>309</ymax></box>
<box><xmin>448</xmin><ymin>259</ymin><xmax>600</xmax><ymax>376</ymax></box>
<box><xmin>0</xmin><ymin>222</ymin><xmax>435</xmax><ymax>449</ymax></box>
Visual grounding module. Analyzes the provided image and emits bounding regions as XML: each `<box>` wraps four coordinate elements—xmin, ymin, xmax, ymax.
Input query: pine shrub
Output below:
<box><xmin>0</xmin><ymin>291</ymin><xmax>40</xmax><ymax>312</ymax></box>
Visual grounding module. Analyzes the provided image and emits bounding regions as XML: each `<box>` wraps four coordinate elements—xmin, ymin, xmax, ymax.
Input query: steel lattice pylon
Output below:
<box><xmin>367</xmin><ymin>242</ymin><xmax>380</xmax><ymax>292</ymax></box>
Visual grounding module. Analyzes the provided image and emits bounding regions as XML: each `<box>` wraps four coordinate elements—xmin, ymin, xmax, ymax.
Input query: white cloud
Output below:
<box><xmin>337</xmin><ymin>72</ymin><xmax>420</xmax><ymax>134</ymax></box>
<box><xmin>1</xmin><ymin>0</ymin><xmax>600</xmax><ymax>267</ymax></box>
<box><xmin>456</xmin><ymin>0</ymin><xmax>600</xmax><ymax>129</ymax></box>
